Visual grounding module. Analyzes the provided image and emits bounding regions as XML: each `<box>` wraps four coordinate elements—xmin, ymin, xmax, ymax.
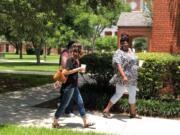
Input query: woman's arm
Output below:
<box><xmin>116</xmin><ymin>63</ymin><xmax>128</xmax><ymax>84</ymax></box>
<box><xmin>62</xmin><ymin>67</ymin><xmax>83</xmax><ymax>75</ymax></box>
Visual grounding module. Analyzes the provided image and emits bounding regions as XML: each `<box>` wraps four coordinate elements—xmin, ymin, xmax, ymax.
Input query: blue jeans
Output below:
<box><xmin>55</xmin><ymin>85</ymin><xmax>86</xmax><ymax>118</ymax></box>
<box><xmin>65</xmin><ymin>99</ymin><xmax>74</xmax><ymax>114</ymax></box>
<box><xmin>59</xmin><ymin>89</ymin><xmax>73</xmax><ymax>114</ymax></box>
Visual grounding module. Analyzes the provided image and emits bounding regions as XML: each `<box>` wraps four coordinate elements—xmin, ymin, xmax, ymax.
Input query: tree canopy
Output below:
<box><xmin>0</xmin><ymin>0</ymin><xmax>129</xmax><ymax>64</ymax></box>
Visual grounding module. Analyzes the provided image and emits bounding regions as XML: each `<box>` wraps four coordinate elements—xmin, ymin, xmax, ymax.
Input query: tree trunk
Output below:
<box><xmin>19</xmin><ymin>42</ymin><xmax>23</xmax><ymax>59</ymax></box>
<box><xmin>56</xmin><ymin>0</ymin><xmax>64</xmax><ymax>17</ymax></box>
<box><xmin>35</xmin><ymin>40</ymin><xmax>44</xmax><ymax>65</ymax></box>
<box><xmin>91</xmin><ymin>35</ymin><xmax>96</xmax><ymax>52</ymax></box>
<box><xmin>15</xmin><ymin>44</ymin><xmax>19</xmax><ymax>54</ymax></box>
<box><xmin>47</xmin><ymin>47</ymin><xmax>51</xmax><ymax>55</ymax></box>
<box><xmin>44</xmin><ymin>44</ymin><xmax>47</xmax><ymax>61</ymax></box>
<box><xmin>35</xmin><ymin>47</ymin><xmax>41</xmax><ymax>65</ymax></box>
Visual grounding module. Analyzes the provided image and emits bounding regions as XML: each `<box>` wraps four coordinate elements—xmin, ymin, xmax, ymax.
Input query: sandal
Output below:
<box><xmin>103</xmin><ymin>112</ymin><xmax>111</xmax><ymax>118</ymax></box>
<box><xmin>84</xmin><ymin>122</ymin><xmax>95</xmax><ymax>128</ymax></box>
<box><xmin>52</xmin><ymin>123</ymin><xmax>61</xmax><ymax>128</ymax></box>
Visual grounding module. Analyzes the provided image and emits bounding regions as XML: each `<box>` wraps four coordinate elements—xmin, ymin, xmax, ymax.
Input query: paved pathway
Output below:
<box><xmin>0</xmin><ymin>59</ymin><xmax>58</xmax><ymax>64</ymax></box>
<box><xmin>0</xmin><ymin>83</ymin><xmax>180</xmax><ymax>135</ymax></box>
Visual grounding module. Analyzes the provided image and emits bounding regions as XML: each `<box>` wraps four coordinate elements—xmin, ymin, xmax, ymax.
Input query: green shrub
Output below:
<box><xmin>80</xmin><ymin>53</ymin><xmax>114</xmax><ymax>90</ymax></box>
<box><xmin>26</xmin><ymin>47</ymin><xmax>35</xmax><ymax>55</ymax></box>
<box><xmin>117</xmin><ymin>99</ymin><xmax>180</xmax><ymax>118</ymax></box>
<box><xmin>26</xmin><ymin>48</ymin><xmax>43</xmax><ymax>55</ymax></box>
<box><xmin>137</xmin><ymin>53</ymin><xmax>180</xmax><ymax>99</ymax></box>
<box><xmin>95</xmin><ymin>37</ymin><xmax>117</xmax><ymax>51</ymax></box>
<box><xmin>80</xmin><ymin>83</ymin><xmax>115</xmax><ymax>110</ymax></box>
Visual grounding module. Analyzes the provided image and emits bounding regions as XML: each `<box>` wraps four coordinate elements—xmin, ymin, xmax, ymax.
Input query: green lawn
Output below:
<box><xmin>0</xmin><ymin>62</ymin><xmax>59</xmax><ymax>72</ymax></box>
<box><xmin>0</xmin><ymin>53</ymin><xmax>60</xmax><ymax>72</ymax></box>
<box><xmin>4</xmin><ymin>53</ymin><xmax>59</xmax><ymax>62</ymax></box>
<box><xmin>0</xmin><ymin>125</ymin><xmax>106</xmax><ymax>135</ymax></box>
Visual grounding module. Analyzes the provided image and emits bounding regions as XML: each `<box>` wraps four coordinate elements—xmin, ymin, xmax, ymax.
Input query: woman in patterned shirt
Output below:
<box><xmin>103</xmin><ymin>34</ymin><xmax>140</xmax><ymax>118</ymax></box>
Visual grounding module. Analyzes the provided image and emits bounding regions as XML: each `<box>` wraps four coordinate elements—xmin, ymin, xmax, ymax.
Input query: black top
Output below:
<box><xmin>62</xmin><ymin>57</ymin><xmax>79</xmax><ymax>88</ymax></box>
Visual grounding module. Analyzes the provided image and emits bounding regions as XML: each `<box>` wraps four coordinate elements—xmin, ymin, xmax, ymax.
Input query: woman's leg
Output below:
<box><xmin>127</xmin><ymin>85</ymin><xmax>140</xmax><ymax>118</ymax></box>
<box><xmin>53</xmin><ymin>86</ymin><xmax>74</xmax><ymax>126</ymax></box>
<box><xmin>73</xmin><ymin>87</ymin><xmax>86</xmax><ymax>117</ymax></box>
<box><xmin>103</xmin><ymin>83</ymin><xmax>125</xmax><ymax>113</ymax></box>
<box><xmin>65</xmin><ymin>99</ymin><xmax>74</xmax><ymax>116</ymax></box>
<box><xmin>73</xmin><ymin>87</ymin><xmax>93</xmax><ymax>127</ymax></box>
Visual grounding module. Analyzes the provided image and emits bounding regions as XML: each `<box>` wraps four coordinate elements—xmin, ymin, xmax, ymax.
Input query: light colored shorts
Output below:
<box><xmin>110</xmin><ymin>83</ymin><xmax>137</xmax><ymax>104</ymax></box>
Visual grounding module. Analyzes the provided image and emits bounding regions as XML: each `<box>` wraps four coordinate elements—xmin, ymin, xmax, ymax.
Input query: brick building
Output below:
<box><xmin>117</xmin><ymin>12</ymin><xmax>151</xmax><ymax>49</ymax></box>
<box><xmin>117</xmin><ymin>0</ymin><xmax>180</xmax><ymax>53</ymax></box>
<box><xmin>150</xmin><ymin>0</ymin><xmax>180</xmax><ymax>53</ymax></box>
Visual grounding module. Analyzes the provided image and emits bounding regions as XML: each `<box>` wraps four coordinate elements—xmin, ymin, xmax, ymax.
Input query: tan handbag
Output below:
<box><xmin>53</xmin><ymin>68</ymin><xmax>68</xmax><ymax>83</ymax></box>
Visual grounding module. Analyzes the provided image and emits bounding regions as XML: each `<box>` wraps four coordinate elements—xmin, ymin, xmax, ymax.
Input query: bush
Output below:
<box><xmin>80</xmin><ymin>83</ymin><xmax>115</xmax><ymax>110</ymax></box>
<box><xmin>137</xmin><ymin>53</ymin><xmax>180</xmax><ymax>99</ymax></box>
<box><xmin>26</xmin><ymin>47</ymin><xmax>35</xmax><ymax>55</ymax></box>
<box><xmin>26</xmin><ymin>47</ymin><xmax>43</xmax><ymax>55</ymax></box>
<box><xmin>80</xmin><ymin>53</ymin><xmax>114</xmax><ymax>90</ymax></box>
<box><xmin>117</xmin><ymin>99</ymin><xmax>180</xmax><ymax>118</ymax></box>
<box><xmin>80</xmin><ymin>53</ymin><xmax>115</xmax><ymax>110</ymax></box>
<box><xmin>95</xmin><ymin>37</ymin><xmax>117</xmax><ymax>51</ymax></box>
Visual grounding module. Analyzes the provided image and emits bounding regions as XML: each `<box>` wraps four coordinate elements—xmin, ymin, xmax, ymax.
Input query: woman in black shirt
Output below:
<box><xmin>52</xmin><ymin>44</ymin><xmax>94</xmax><ymax>128</ymax></box>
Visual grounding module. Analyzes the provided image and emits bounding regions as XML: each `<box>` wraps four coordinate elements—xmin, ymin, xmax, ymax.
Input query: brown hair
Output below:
<box><xmin>69</xmin><ymin>43</ymin><xmax>83</xmax><ymax>58</ymax></box>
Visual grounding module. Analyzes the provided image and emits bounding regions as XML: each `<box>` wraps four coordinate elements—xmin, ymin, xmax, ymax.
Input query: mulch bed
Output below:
<box><xmin>0</xmin><ymin>78</ymin><xmax>31</xmax><ymax>93</ymax></box>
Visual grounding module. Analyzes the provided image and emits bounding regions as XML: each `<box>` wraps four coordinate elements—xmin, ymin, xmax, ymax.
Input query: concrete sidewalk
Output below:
<box><xmin>0</xmin><ymin>83</ymin><xmax>179</xmax><ymax>135</ymax></box>
<box><xmin>0</xmin><ymin>59</ymin><xmax>58</xmax><ymax>64</ymax></box>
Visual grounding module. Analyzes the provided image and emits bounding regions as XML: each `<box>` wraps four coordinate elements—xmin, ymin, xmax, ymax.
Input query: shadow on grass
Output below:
<box><xmin>0</xmin><ymin>124</ymin><xmax>7</xmax><ymax>129</ymax></box>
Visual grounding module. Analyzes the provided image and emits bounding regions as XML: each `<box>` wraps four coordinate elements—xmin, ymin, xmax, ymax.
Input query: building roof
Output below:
<box><xmin>117</xmin><ymin>12</ymin><xmax>152</xmax><ymax>27</ymax></box>
<box><xmin>100</xmin><ymin>26</ymin><xmax>117</xmax><ymax>36</ymax></box>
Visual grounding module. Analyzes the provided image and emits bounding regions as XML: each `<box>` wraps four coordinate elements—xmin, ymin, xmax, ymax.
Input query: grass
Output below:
<box><xmin>4</xmin><ymin>53</ymin><xmax>59</xmax><ymax>62</ymax></box>
<box><xmin>0</xmin><ymin>62</ymin><xmax>59</xmax><ymax>72</ymax></box>
<box><xmin>0</xmin><ymin>53</ymin><xmax>59</xmax><ymax>72</ymax></box>
<box><xmin>0</xmin><ymin>125</ymin><xmax>106</xmax><ymax>135</ymax></box>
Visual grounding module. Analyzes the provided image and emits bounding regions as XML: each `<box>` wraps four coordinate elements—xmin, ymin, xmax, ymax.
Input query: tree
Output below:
<box><xmin>74</xmin><ymin>13</ymin><xmax>108</xmax><ymax>51</ymax></box>
<box><xmin>96</xmin><ymin>36</ymin><xmax>117</xmax><ymax>51</ymax></box>
<box><xmin>133</xmin><ymin>38</ymin><xmax>147</xmax><ymax>52</ymax></box>
<box><xmin>0</xmin><ymin>0</ymin><xmax>130</xmax><ymax>63</ymax></box>
<box><xmin>66</xmin><ymin>0</ymin><xmax>129</xmax><ymax>50</ymax></box>
<box><xmin>46</xmin><ymin>20</ymin><xmax>75</xmax><ymax>55</ymax></box>
<box><xmin>0</xmin><ymin>1</ymin><xmax>27</xmax><ymax>59</ymax></box>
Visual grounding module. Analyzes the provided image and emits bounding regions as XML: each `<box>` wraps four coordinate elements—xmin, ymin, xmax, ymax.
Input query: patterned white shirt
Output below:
<box><xmin>112</xmin><ymin>49</ymin><xmax>138</xmax><ymax>86</ymax></box>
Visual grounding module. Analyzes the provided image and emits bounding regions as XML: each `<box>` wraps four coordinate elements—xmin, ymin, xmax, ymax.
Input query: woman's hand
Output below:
<box><xmin>79</xmin><ymin>66</ymin><xmax>86</xmax><ymax>73</ymax></box>
<box><xmin>53</xmin><ymin>81</ymin><xmax>62</xmax><ymax>90</ymax></box>
<box><xmin>122</xmin><ymin>76</ymin><xmax>128</xmax><ymax>85</ymax></box>
<box><xmin>116</xmin><ymin>63</ymin><xmax>128</xmax><ymax>84</ymax></box>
